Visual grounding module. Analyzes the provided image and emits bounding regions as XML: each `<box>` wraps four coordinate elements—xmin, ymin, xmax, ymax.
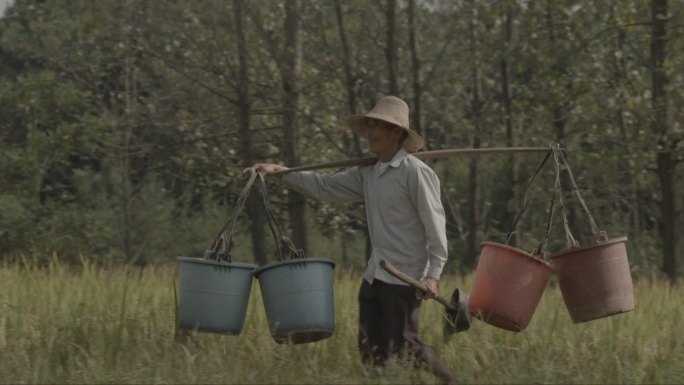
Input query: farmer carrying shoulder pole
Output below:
<box><xmin>245</xmin><ymin>95</ymin><xmax>457</xmax><ymax>384</ymax></box>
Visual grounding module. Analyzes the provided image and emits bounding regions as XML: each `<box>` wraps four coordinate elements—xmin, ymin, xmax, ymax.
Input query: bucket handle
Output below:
<box><xmin>206</xmin><ymin>170</ymin><xmax>259</xmax><ymax>262</ymax></box>
<box><xmin>256</xmin><ymin>172</ymin><xmax>303</xmax><ymax>261</ymax></box>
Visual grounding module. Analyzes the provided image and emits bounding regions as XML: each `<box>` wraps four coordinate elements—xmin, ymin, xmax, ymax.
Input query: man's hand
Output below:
<box><xmin>243</xmin><ymin>163</ymin><xmax>289</xmax><ymax>178</ymax></box>
<box><xmin>418</xmin><ymin>277</ymin><xmax>439</xmax><ymax>299</ymax></box>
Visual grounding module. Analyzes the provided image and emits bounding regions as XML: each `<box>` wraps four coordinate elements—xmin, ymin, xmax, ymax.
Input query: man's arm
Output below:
<box><xmin>409</xmin><ymin>165</ymin><xmax>448</xmax><ymax>298</ymax></box>
<box><xmin>245</xmin><ymin>163</ymin><xmax>365</xmax><ymax>204</ymax></box>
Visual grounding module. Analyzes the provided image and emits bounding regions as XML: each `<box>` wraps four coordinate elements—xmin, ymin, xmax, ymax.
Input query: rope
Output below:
<box><xmin>505</xmin><ymin>148</ymin><xmax>553</xmax><ymax>244</ymax></box>
<box><xmin>207</xmin><ymin>171</ymin><xmax>259</xmax><ymax>262</ymax></box>
<box><xmin>257</xmin><ymin>172</ymin><xmax>301</xmax><ymax>261</ymax></box>
<box><xmin>557</xmin><ymin>150</ymin><xmax>604</xmax><ymax>240</ymax></box>
<box><xmin>551</xmin><ymin>146</ymin><xmax>580</xmax><ymax>249</ymax></box>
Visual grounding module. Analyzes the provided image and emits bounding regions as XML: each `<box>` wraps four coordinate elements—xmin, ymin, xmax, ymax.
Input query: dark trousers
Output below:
<box><xmin>358</xmin><ymin>279</ymin><xmax>457</xmax><ymax>384</ymax></box>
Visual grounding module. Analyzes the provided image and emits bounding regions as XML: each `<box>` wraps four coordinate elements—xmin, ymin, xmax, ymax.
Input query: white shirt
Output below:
<box><xmin>282</xmin><ymin>149</ymin><xmax>448</xmax><ymax>285</ymax></box>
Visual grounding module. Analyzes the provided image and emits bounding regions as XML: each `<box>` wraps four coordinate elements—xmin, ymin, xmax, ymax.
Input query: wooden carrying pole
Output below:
<box><xmin>270</xmin><ymin>147</ymin><xmax>551</xmax><ymax>176</ymax></box>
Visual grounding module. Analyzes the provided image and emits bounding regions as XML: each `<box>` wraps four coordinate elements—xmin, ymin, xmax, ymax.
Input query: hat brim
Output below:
<box><xmin>346</xmin><ymin>115</ymin><xmax>424</xmax><ymax>153</ymax></box>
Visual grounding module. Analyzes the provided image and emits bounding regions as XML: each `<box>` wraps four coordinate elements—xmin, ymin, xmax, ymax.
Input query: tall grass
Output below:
<box><xmin>1</xmin><ymin>257</ymin><xmax>682</xmax><ymax>384</ymax></box>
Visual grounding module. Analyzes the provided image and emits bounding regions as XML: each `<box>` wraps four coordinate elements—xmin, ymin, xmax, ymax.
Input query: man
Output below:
<box><xmin>246</xmin><ymin>95</ymin><xmax>456</xmax><ymax>383</ymax></box>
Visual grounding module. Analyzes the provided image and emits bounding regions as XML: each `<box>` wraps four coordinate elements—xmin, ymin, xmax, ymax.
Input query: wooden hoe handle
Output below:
<box><xmin>379</xmin><ymin>259</ymin><xmax>458</xmax><ymax>312</ymax></box>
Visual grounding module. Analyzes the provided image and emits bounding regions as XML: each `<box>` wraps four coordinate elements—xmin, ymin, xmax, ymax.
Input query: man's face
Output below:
<box><xmin>365</xmin><ymin>118</ymin><xmax>403</xmax><ymax>156</ymax></box>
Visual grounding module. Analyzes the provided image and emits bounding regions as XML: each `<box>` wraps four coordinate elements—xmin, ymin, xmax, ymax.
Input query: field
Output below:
<box><xmin>1</xmin><ymin>257</ymin><xmax>683</xmax><ymax>384</ymax></box>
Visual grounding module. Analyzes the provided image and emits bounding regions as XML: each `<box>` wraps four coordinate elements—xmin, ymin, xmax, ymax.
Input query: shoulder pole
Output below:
<box><xmin>270</xmin><ymin>146</ymin><xmax>552</xmax><ymax>176</ymax></box>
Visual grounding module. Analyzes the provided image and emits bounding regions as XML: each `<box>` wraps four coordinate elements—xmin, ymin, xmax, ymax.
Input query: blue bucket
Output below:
<box><xmin>254</xmin><ymin>258</ymin><xmax>335</xmax><ymax>344</ymax></box>
<box><xmin>177</xmin><ymin>256</ymin><xmax>256</xmax><ymax>334</ymax></box>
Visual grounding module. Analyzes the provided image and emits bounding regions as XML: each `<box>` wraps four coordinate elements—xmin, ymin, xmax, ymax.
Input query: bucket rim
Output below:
<box><xmin>177</xmin><ymin>256</ymin><xmax>257</xmax><ymax>269</ymax></box>
<box><xmin>254</xmin><ymin>257</ymin><xmax>335</xmax><ymax>278</ymax></box>
<box><xmin>479</xmin><ymin>241</ymin><xmax>551</xmax><ymax>267</ymax></box>
<box><xmin>548</xmin><ymin>236</ymin><xmax>628</xmax><ymax>260</ymax></box>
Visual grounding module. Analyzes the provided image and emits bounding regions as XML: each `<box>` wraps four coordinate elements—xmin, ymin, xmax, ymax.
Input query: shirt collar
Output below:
<box><xmin>374</xmin><ymin>148</ymin><xmax>408</xmax><ymax>176</ymax></box>
<box><xmin>388</xmin><ymin>148</ymin><xmax>409</xmax><ymax>167</ymax></box>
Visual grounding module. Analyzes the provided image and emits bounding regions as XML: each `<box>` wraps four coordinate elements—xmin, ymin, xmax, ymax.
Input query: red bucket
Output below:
<box><xmin>549</xmin><ymin>236</ymin><xmax>634</xmax><ymax>323</ymax></box>
<box><xmin>468</xmin><ymin>242</ymin><xmax>553</xmax><ymax>332</ymax></box>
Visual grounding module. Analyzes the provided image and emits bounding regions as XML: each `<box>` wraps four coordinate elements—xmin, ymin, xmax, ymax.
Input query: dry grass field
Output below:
<box><xmin>1</xmin><ymin>257</ymin><xmax>683</xmax><ymax>384</ymax></box>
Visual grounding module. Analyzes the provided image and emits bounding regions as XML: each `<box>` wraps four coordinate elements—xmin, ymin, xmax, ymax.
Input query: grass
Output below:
<box><xmin>1</xmin><ymin>256</ymin><xmax>683</xmax><ymax>384</ymax></box>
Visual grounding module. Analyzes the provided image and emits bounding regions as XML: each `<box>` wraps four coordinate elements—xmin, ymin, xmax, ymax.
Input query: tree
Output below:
<box><xmin>499</xmin><ymin>0</ymin><xmax>520</xmax><ymax>247</ymax></box>
<box><xmin>384</xmin><ymin>0</ymin><xmax>399</xmax><ymax>95</ymax></box>
<box><xmin>234</xmin><ymin>0</ymin><xmax>269</xmax><ymax>265</ymax></box>
<box><xmin>464</xmin><ymin>0</ymin><xmax>484</xmax><ymax>269</ymax></box>
<box><xmin>407</xmin><ymin>0</ymin><xmax>423</xmax><ymax>143</ymax></box>
<box><xmin>0</xmin><ymin>0</ymin><xmax>681</xmax><ymax>278</ymax></box>
<box><xmin>651</xmin><ymin>0</ymin><xmax>680</xmax><ymax>282</ymax></box>
<box><xmin>281</xmin><ymin>0</ymin><xmax>310</xmax><ymax>256</ymax></box>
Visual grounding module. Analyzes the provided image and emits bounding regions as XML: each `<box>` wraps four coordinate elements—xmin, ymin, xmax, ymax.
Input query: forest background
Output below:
<box><xmin>0</xmin><ymin>0</ymin><xmax>682</xmax><ymax>281</ymax></box>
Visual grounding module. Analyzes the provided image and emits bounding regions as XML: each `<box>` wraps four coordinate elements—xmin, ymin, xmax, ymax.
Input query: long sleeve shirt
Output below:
<box><xmin>282</xmin><ymin>148</ymin><xmax>448</xmax><ymax>285</ymax></box>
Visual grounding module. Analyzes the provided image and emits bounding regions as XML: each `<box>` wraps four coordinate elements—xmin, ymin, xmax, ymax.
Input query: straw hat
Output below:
<box><xmin>346</xmin><ymin>96</ymin><xmax>424</xmax><ymax>152</ymax></box>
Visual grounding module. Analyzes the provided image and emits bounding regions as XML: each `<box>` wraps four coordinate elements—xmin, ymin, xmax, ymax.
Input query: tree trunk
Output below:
<box><xmin>650</xmin><ymin>0</ymin><xmax>679</xmax><ymax>282</ymax></box>
<box><xmin>545</xmin><ymin>0</ymin><xmax>565</xmax><ymax>144</ymax></box>
<box><xmin>500</xmin><ymin>0</ymin><xmax>519</xmax><ymax>247</ymax></box>
<box><xmin>121</xmin><ymin>3</ymin><xmax>139</xmax><ymax>265</ymax></box>
<box><xmin>609</xmin><ymin>2</ymin><xmax>641</xmax><ymax>239</ymax></box>
<box><xmin>545</xmin><ymin>0</ymin><xmax>580</xmax><ymax>243</ymax></box>
<box><xmin>407</xmin><ymin>0</ymin><xmax>424</xmax><ymax>146</ymax></box>
<box><xmin>465</xmin><ymin>0</ymin><xmax>482</xmax><ymax>270</ymax></box>
<box><xmin>281</xmin><ymin>0</ymin><xmax>310</xmax><ymax>256</ymax></box>
<box><xmin>333</xmin><ymin>0</ymin><xmax>370</xmax><ymax>263</ymax></box>
<box><xmin>122</xmin><ymin>51</ymin><xmax>135</xmax><ymax>264</ymax></box>
<box><xmin>333</xmin><ymin>0</ymin><xmax>362</xmax><ymax>157</ymax></box>
<box><xmin>385</xmin><ymin>0</ymin><xmax>399</xmax><ymax>95</ymax></box>
<box><xmin>234</xmin><ymin>0</ymin><xmax>267</xmax><ymax>265</ymax></box>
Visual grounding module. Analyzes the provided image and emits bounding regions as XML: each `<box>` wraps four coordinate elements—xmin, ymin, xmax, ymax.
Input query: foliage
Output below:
<box><xmin>0</xmin><ymin>0</ymin><xmax>682</xmax><ymax>275</ymax></box>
